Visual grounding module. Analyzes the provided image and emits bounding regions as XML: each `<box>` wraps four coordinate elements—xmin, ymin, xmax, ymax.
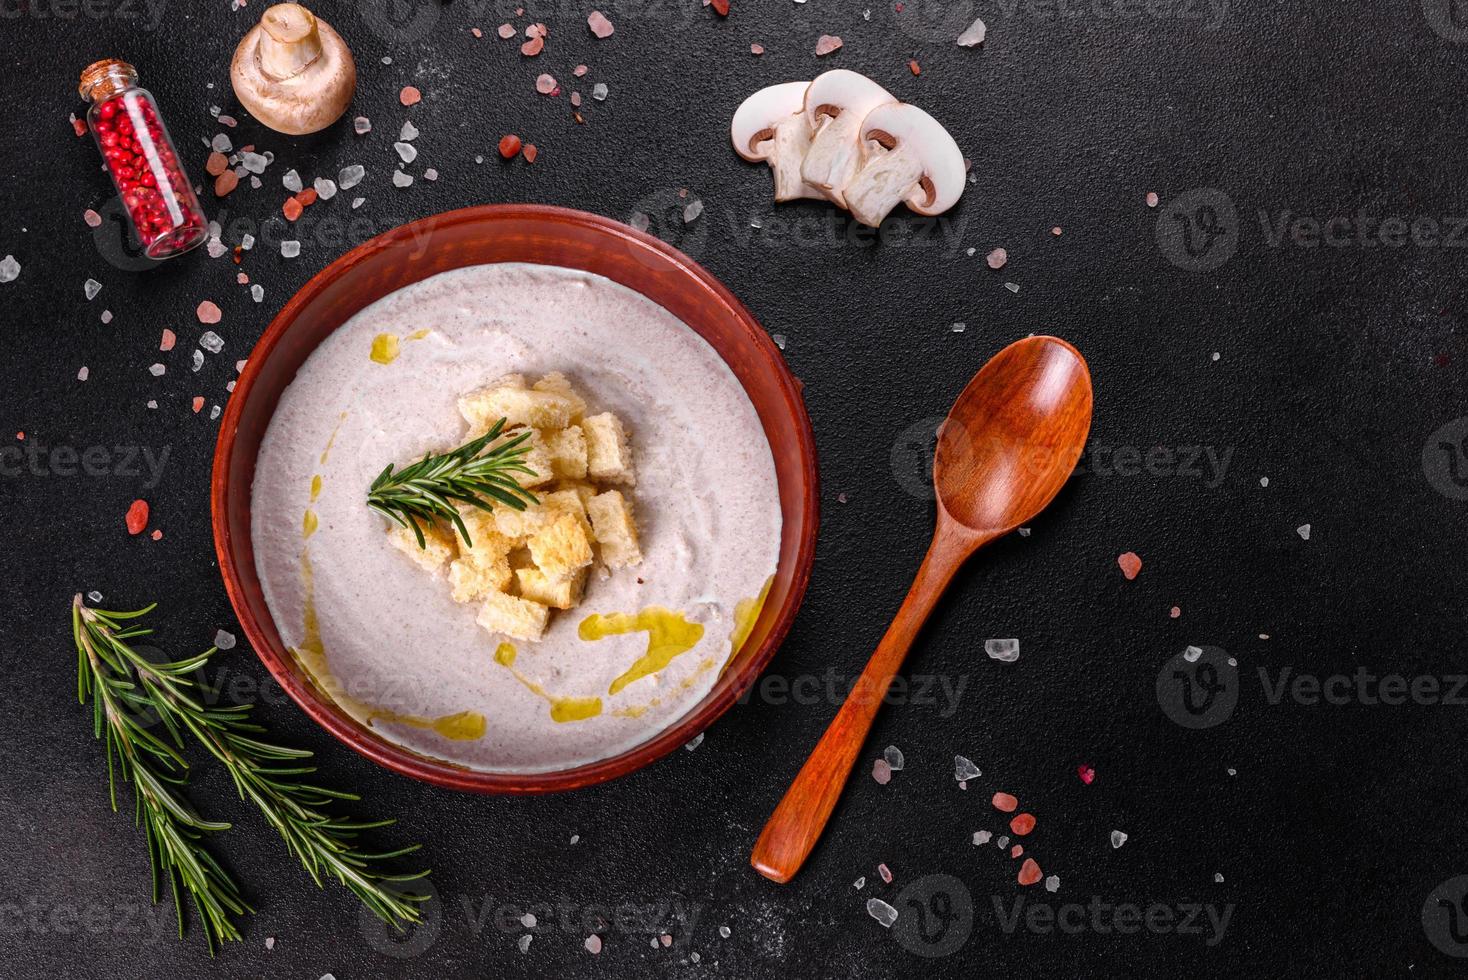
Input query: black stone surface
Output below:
<box><xmin>2</xmin><ymin>0</ymin><xmax>1467</xmax><ymax>976</ymax></box>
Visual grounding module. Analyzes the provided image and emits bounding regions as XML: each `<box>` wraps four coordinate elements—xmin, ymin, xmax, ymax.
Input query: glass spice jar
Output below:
<box><xmin>80</xmin><ymin>59</ymin><xmax>207</xmax><ymax>261</ymax></box>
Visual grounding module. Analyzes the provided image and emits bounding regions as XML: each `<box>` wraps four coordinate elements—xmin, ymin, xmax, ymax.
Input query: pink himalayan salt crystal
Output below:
<box><xmin>1051</xmin><ymin>226</ymin><xmax>1063</xmax><ymax>236</ymax></box>
<box><xmin>196</xmin><ymin>300</ymin><xmax>222</xmax><ymax>324</ymax></box>
<box><xmin>751</xmin><ymin>43</ymin><xmax>764</xmax><ymax>55</ymax></box>
<box><xmin>957</xmin><ymin>16</ymin><xmax>987</xmax><ymax>47</ymax></box>
<box><xmin>1117</xmin><ymin>551</ymin><xmax>1142</xmax><ymax>580</ymax></box>
<box><xmin>526</xmin><ymin>22</ymin><xmax>547</xmax><ymax>38</ymax></box>
<box><xmin>471</xmin><ymin>27</ymin><xmax>483</xmax><ymax>37</ymax></box>
<box><xmin>872</xmin><ymin>758</ymin><xmax>892</xmax><ymax>784</ymax></box>
<box><xmin>497</xmin><ymin>23</ymin><xmax>515</xmax><ymax>38</ymax></box>
<box><xmin>1146</xmin><ymin>191</ymin><xmax>1159</xmax><ymax>208</ymax></box>
<box><xmin>573</xmin><ymin>64</ymin><xmax>588</xmax><ymax>76</ymax></box>
<box><xmin>588</xmin><ymin>10</ymin><xmax>614</xmax><ymax>38</ymax></box>
<box><xmin>237</xmin><ymin>272</ymin><xmax>249</xmax><ymax>284</ymax></box>
<box><xmin>1170</xmin><ymin>605</ymin><xmax>1181</xmax><ymax>618</ymax></box>
<box><xmin>660</xmin><ymin>934</ymin><xmax>672</xmax><ymax>947</ymax></box>
<box><xmin>877</xmin><ymin>863</ymin><xmax>893</xmax><ymax>884</ymax></box>
<box><xmin>536</xmin><ymin>73</ymin><xmax>558</xmax><ymax>94</ymax></box>
<box><xmin>584</xmin><ymin>935</ymin><xmax>602</xmax><ymax>954</ymax></box>
<box><xmin>1077</xmin><ymin>763</ymin><xmax>1096</xmax><ymax>785</ymax></box>
<box><xmin>83</xmin><ymin>209</ymin><xmax>101</xmax><ymax>228</ymax></box>
<box><xmin>986</xmin><ymin>247</ymin><xmax>1007</xmax><ymax>269</ymax></box>
<box><xmin>570</xmin><ymin>92</ymin><xmax>582</xmax><ymax>107</ymax></box>
<box><xmin>399</xmin><ymin>86</ymin><xmax>422</xmax><ymax>106</ymax></box>
<box><xmin>815</xmin><ymin>34</ymin><xmax>843</xmax><ymax>56</ymax></box>
<box><xmin>160</xmin><ymin>329</ymin><xmax>176</xmax><ymax>351</ymax></box>
<box><xmin>192</xmin><ymin>396</ymin><xmax>205</xmax><ymax>413</ymax></box>
<box><xmin>521</xmin><ymin>35</ymin><xmax>544</xmax><ymax>56</ymax></box>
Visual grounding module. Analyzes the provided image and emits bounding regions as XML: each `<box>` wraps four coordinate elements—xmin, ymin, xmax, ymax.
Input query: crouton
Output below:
<box><xmin>556</xmin><ymin>480</ymin><xmax>598</xmax><ymax>507</ymax></box>
<box><xmin>459</xmin><ymin>381</ymin><xmax>576</xmax><ymax>434</ymax></box>
<box><xmin>493</xmin><ymin>490</ymin><xmax>589</xmax><ymax>541</ymax></box>
<box><xmin>476</xmin><ymin>590</ymin><xmax>550</xmax><ymax>642</ymax></box>
<box><xmin>454</xmin><ymin>505</ymin><xmax>516</xmax><ymax>557</ymax></box>
<box><xmin>486</xmin><ymin>428</ymin><xmax>555</xmax><ymax>489</ymax></box>
<box><xmin>448</xmin><ymin>553</ymin><xmax>513</xmax><ymax>603</ymax></box>
<box><xmin>515</xmin><ymin>566</ymin><xmax>589</xmax><ymax>609</ymax></box>
<box><xmin>583</xmin><ymin>412</ymin><xmax>635</xmax><ymax>485</ymax></box>
<box><xmin>533</xmin><ymin>372</ymin><xmax>587</xmax><ymax>419</ymax></box>
<box><xmin>527</xmin><ymin>512</ymin><xmax>595</xmax><ymax>579</ymax></box>
<box><xmin>387</xmin><ymin>520</ymin><xmax>458</xmax><ymax>572</ymax></box>
<box><xmin>586</xmin><ymin>490</ymin><xmax>642</xmax><ymax>568</ymax></box>
<box><xmin>544</xmin><ymin>424</ymin><xmax>588</xmax><ymax>480</ymax></box>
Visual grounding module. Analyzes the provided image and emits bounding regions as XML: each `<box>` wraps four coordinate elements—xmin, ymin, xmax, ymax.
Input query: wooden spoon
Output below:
<box><xmin>750</xmin><ymin>335</ymin><xmax>1093</xmax><ymax>883</ymax></box>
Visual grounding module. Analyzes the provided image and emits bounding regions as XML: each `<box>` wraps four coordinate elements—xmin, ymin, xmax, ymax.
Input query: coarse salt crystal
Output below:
<box><xmin>77</xmin><ymin>366</ymin><xmax>89</xmax><ymax>381</ymax></box>
<box><xmin>84</xmin><ymin>278</ymin><xmax>102</xmax><ymax>300</ymax></box>
<box><xmin>149</xmin><ymin>363</ymin><xmax>165</xmax><ymax>376</ymax></box>
<box><xmin>973</xmin><ymin>830</ymin><xmax>992</xmax><ymax>845</ymax></box>
<box><xmin>0</xmin><ymin>255</ymin><xmax>18</xmax><ymax>283</ymax></box>
<box><xmin>954</xmin><ymin>755</ymin><xmax>981</xmax><ymax>781</ymax></box>
<box><xmin>354</xmin><ymin>116</ymin><xmax>372</xmax><ymax>134</ymax></box>
<box><xmin>191</xmin><ymin>350</ymin><xmax>204</xmax><ymax>372</ymax></box>
<box><xmin>866</xmin><ymin>898</ymin><xmax>898</xmax><ymax>928</ymax></box>
<box><xmin>815</xmin><ymin>34</ymin><xmax>843</xmax><ymax>56</ymax></box>
<box><xmin>1183</xmin><ymin>645</ymin><xmax>1202</xmax><ymax>663</ymax></box>
<box><xmin>281</xmin><ymin>240</ymin><xmax>301</xmax><ymax>257</ymax></box>
<box><xmin>314</xmin><ymin>177</ymin><xmax>338</xmax><ymax>200</ymax></box>
<box><xmin>536</xmin><ymin>74</ymin><xmax>558</xmax><ymax>94</ymax></box>
<box><xmin>985</xmin><ymin>638</ymin><xmax>1019</xmax><ymax>662</ymax></box>
<box><xmin>683</xmin><ymin>200</ymin><xmax>704</xmax><ymax>223</ymax></box>
<box><xmin>1111</xmin><ymin>830</ymin><xmax>1128</xmax><ymax>848</ymax></box>
<box><xmin>684</xmin><ymin>733</ymin><xmax>705</xmax><ymax>751</ymax></box>
<box><xmin>872</xmin><ymin>758</ymin><xmax>892</xmax><ymax>784</ymax></box>
<box><xmin>393</xmin><ymin>171</ymin><xmax>414</xmax><ymax>188</ymax></box>
<box><xmin>592</xmin><ymin>82</ymin><xmax>609</xmax><ymax>101</ymax></box>
<box><xmin>339</xmin><ymin>165</ymin><xmax>365</xmax><ymax>189</ymax></box>
<box><xmin>986</xmin><ymin>247</ymin><xmax>1007</xmax><ymax>269</ymax></box>
<box><xmin>394</xmin><ymin>142</ymin><xmax>418</xmax><ymax>163</ymax></box>
<box><xmin>957</xmin><ymin>16</ymin><xmax>986</xmax><ymax>46</ymax></box>
<box><xmin>251</xmin><ymin>284</ymin><xmax>264</xmax><ymax>302</ymax></box>
<box><xmin>1297</xmin><ymin>523</ymin><xmax>1311</xmax><ymax>540</ymax></box>
<box><xmin>200</xmin><ymin>331</ymin><xmax>224</xmax><ymax>354</ymax></box>
<box><xmin>400</xmin><ymin>120</ymin><xmax>419</xmax><ymax>141</ymax></box>
<box><xmin>584</xmin><ymin>935</ymin><xmax>602</xmax><ymax>954</ymax></box>
<box><xmin>518</xmin><ymin>935</ymin><xmax>532</xmax><ymax>953</ymax></box>
<box><xmin>883</xmin><ymin>745</ymin><xmax>904</xmax><ymax>770</ymax></box>
<box><xmin>283</xmin><ymin>168</ymin><xmax>303</xmax><ymax>192</ymax></box>
<box><xmin>588</xmin><ymin>10</ymin><xmax>614</xmax><ymax>37</ymax></box>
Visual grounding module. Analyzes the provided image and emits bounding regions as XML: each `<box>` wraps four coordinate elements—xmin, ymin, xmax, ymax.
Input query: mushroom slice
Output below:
<box><xmin>231</xmin><ymin>3</ymin><xmax>357</xmax><ymax>136</ymax></box>
<box><xmin>799</xmin><ymin>70</ymin><xmax>897</xmax><ymax>208</ymax></box>
<box><xmin>731</xmin><ymin>81</ymin><xmax>823</xmax><ymax>202</ymax></box>
<box><xmin>844</xmin><ymin>103</ymin><xmax>966</xmax><ymax>228</ymax></box>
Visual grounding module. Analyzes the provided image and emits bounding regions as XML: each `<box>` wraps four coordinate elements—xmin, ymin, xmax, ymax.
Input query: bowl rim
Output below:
<box><xmin>211</xmin><ymin>203</ymin><xmax>820</xmax><ymax>793</ymax></box>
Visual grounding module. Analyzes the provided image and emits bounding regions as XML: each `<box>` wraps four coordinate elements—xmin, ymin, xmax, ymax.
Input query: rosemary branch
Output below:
<box><xmin>73</xmin><ymin>597</ymin><xmax>429</xmax><ymax>950</ymax></box>
<box><xmin>367</xmin><ymin>418</ymin><xmax>540</xmax><ymax>549</ymax></box>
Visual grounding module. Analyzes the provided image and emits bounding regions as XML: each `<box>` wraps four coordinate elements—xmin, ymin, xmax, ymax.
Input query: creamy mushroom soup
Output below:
<box><xmin>250</xmin><ymin>263</ymin><xmax>782</xmax><ymax>773</ymax></box>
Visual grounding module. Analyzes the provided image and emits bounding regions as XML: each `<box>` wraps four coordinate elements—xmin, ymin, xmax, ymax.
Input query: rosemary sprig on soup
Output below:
<box><xmin>367</xmin><ymin>416</ymin><xmax>540</xmax><ymax>549</ymax></box>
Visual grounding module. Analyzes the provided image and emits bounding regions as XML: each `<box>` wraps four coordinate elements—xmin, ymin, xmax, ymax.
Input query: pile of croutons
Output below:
<box><xmin>389</xmin><ymin>372</ymin><xmax>641</xmax><ymax>642</ymax></box>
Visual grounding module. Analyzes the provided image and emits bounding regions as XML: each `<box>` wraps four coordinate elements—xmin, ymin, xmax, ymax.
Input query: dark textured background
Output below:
<box><xmin>3</xmin><ymin>0</ymin><xmax>1468</xmax><ymax>976</ymax></box>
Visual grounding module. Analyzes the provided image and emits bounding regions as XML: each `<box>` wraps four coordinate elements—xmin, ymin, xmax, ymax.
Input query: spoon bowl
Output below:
<box><xmin>750</xmin><ymin>335</ymin><xmax>1092</xmax><ymax>883</ymax></box>
<box><xmin>936</xmin><ymin>337</ymin><xmax>1093</xmax><ymax>535</ymax></box>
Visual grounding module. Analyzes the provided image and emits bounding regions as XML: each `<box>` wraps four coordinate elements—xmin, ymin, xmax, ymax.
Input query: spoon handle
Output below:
<box><xmin>750</xmin><ymin>525</ymin><xmax>974</xmax><ymax>883</ymax></box>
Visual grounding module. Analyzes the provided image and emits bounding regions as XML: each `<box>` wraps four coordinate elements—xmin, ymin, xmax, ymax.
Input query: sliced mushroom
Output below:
<box><xmin>843</xmin><ymin>103</ymin><xmax>966</xmax><ymax>228</ymax></box>
<box><xmin>730</xmin><ymin>81</ymin><xmax>823</xmax><ymax>202</ymax></box>
<box><xmin>799</xmin><ymin>70</ymin><xmax>896</xmax><ymax>208</ymax></box>
<box><xmin>231</xmin><ymin>3</ymin><xmax>356</xmax><ymax>136</ymax></box>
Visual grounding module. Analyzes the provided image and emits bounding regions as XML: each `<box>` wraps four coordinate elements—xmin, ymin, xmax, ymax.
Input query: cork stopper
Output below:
<box><xmin>79</xmin><ymin>59</ymin><xmax>138</xmax><ymax>102</ymax></box>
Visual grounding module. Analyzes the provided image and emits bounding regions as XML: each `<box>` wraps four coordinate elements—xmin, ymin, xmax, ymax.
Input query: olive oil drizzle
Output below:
<box><xmin>492</xmin><ymin>643</ymin><xmax>603</xmax><ymax>723</ymax></box>
<box><xmin>579</xmin><ymin>607</ymin><xmax>706</xmax><ymax>696</ymax></box>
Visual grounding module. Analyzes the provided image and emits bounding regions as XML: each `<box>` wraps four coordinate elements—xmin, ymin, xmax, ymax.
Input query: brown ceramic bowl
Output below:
<box><xmin>212</xmin><ymin>204</ymin><xmax>819</xmax><ymax>793</ymax></box>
